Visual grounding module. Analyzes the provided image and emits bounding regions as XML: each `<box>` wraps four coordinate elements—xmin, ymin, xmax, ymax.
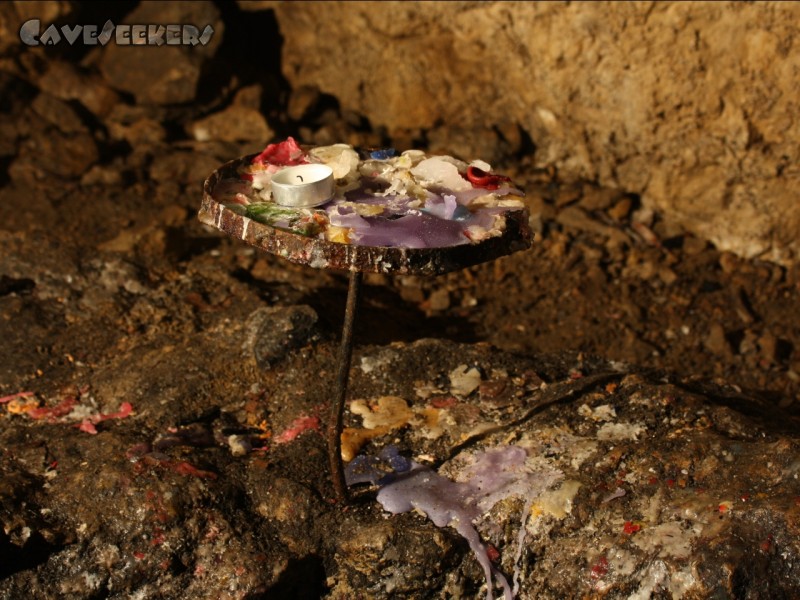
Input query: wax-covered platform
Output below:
<box><xmin>199</xmin><ymin>145</ymin><xmax>532</xmax><ymax>276</ymax></box>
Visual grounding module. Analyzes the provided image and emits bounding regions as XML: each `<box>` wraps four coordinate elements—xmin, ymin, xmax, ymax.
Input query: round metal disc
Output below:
<box><xmin>198</xmin><ymin>155</ymin><xmax>532</xmax><ymax>276</ymax></box>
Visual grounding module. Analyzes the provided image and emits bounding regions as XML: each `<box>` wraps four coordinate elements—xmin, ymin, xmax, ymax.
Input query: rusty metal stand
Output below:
<box><xmin>328</xmin><ymin>270</ymin><xmax>362</xmax><ymax>503</ymax></box>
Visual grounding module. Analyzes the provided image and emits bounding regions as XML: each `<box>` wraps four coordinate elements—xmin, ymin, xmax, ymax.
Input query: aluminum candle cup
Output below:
<box><xmin>271</xmin><ymin>164</ymin><xmax>335</xmax><ymax>208</ymax></box>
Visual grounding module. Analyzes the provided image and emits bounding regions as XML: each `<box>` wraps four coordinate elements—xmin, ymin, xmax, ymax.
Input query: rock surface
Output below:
<box><xmin>1</xmin><ymin>336</ymin><xmax>799</xmax><ymax>599</ymax></box>
<box><xmin>99</xmin><ymin>1</ymin><xmax>223</xmax><ymax>105</ymax></box>
<box><xmin>260</xmin><ymin>1</ymin><xmax>800</xmax><ymax>265</ymax></box>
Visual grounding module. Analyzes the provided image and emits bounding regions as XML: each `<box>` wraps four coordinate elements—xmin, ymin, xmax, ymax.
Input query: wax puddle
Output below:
<box><xmin>345</xmin><ymin>446</ymin><xmax>563</xmax><ymax>600</ymax></box>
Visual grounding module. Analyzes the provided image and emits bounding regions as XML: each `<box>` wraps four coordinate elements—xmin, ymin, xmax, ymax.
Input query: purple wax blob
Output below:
<box><xmin>376</xmin><ymin>466</ymin><xmax>480</xmax><ymax>526</ymax></box>
<box><xmin>327</xmin><ymin>205</ymin><xmax>373</xmax><ymax>229</ymax></box>
<box><xmin>351</xmin><ymin>212</ymin><xmax>469</xmax><ymax>248</ymax></box>
<box><xmin>348</xmin><ymin>444</ymin><xmax>564</xmax><ymax>599</ymax></box>
<box><xmin>424</xmin><ymin>194</ymin><xmax>459</xmax><ymax>220</ymax></box>
<box><xmin>376</xmin><ymin>463</ymin><xmax>512</xmax><ymax>600</ymax></box>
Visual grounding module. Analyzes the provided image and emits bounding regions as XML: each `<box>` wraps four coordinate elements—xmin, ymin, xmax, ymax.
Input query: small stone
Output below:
<box><xmin>607</xmin><ymin>196</ymin><xmax>632</xmax><ymax>222</ymax></box>
<box><xmin>31</xmin><ymin>93</ymin><xmax>87</xmax><ymax>135</ymax></box>
<box><xmin>478</xmin><ymin>379</ymin><xmax>513</xmax><ymax>407</ymax></box>
<box><xmin>108</xmin><ymin>117</ymin><xmax>166</xmax><ymax>146</ymax></box>
<box><xmin>733</xmin><ymin>287</ymin><xmax>756</xmax><ymax>325</ymax></box>
<box><xmin>232</xmin><ymin>84</ymin><xmax>262</xmax><ymax>109</ymax></box>
<box><xmin>738</xmin><ymin>328</ymin><xmax>759</xmax><ymax>356</ymax></box>
<box><xmin>622</xmin><ymin>327</ymin><xmax>659</xmax><ymax>362</ymax></box>
<box><xmin>554</xmin><ymin>182</ymin><xmax>582</xmax><ymax>207</ymax></box>
<box><xmin>243</xmin><ymin>305</ymin><xmax>321</xmax><ymax>369</ymax></box>
<box><xmin>704</xmin><ymin>322</ymin><xmax>730</xmax><ymax>356</ymax></box>
<box><xmin>718</xmin><ymin>252</ymin><xmax>740</xmax><ymax>274</ymax></box>
<box><xmin>546</xmin><ymin>232</ymin><xmax>569</xmax><ymax>259</ymax></box>
<box><xmin>631</xmin><ymin>206</ymin><xmax>655</xmax><ymax>227</ymax></box>
<box><xmin>658</xmin><ymin>266</ymin><xmax>678</xmax><ymax>286</ymax></box>
<box><xmin>682</xmin><ymin>234</ymin><xmax>708</xmax><ymax>256</ymax></box>
<box><xmin>579</xmin><ymin>185</ymin><xmax>622</xmax><ymax>211</ymax></box>
<box><xmin>449</xmin><ymin>364</ymin><xmax>482</xmax><ymax>397</ymax></box>
<box><xmin>427</xmin><ymin>288</ymin><xmax>450</xmax><ymax>311</ymax></box>
<box><xmin>103</xmin><ymin>104</ymin><xmax>168</xmax><ymax>146</ymax></box>
<box><xmin>652</xmin><ymin>217</ymin><xmax>686</xmax><ymax>241</ymax></box>
<box><xmin>525</xmin><ymin>193</ymin><xmax>547</xmax><ymax>218</ymax></box>
<box><xmin>80</xmin><ymin>165</ymin><xmax>123</xmax><ymax>187</ymax></box>
<box><xmin>757</xmin><ymin>331</ymin><xmax>778</xmax><ymax>364</ymax></box>
<box><xmin>557</xmin><ymin>205</ymin><xmax>629</xmax><ymax>246</ymax></box>
<box><xmin>631</xmin><ymin>220</ymin><xmax>661</xmax><ymax>247</ymax></box>
<box><xmin>10</xmin><ymin>129</ymin><xmax>99</xmax><ymax>182</ymax></box>
<box><xmin>188</xmin><ymin>104</ymin><xmax>273</xmax><ymax>143</ymax></box>
<box><xmin>37</xmin><ymin>61</ymin><xmax>120</xmax><ymax>118</ymax></box>
<box><xmin>160</xmin><ymin>205</ymin><xmax>188</xmax><ymax>227</ymax></box>
<box><xmin>227</xmin><ymin>434</ymin><xmax>252</xmax><ymax>456</ymax></box>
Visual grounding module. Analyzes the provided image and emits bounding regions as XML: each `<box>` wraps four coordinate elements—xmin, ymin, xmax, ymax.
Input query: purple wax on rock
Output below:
<box><xmin>349</xmin><ymin>445</ymin><xmax>563</xmax><ymax>600</ymax></box>
<box><xmin>377</xmin><ymin>464</ymin><xmax>511</xmax><ymax>600</ymax></box>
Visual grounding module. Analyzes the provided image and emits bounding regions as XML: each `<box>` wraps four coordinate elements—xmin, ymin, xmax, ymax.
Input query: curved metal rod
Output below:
<box><xmin>328</xmin><ymin>270</ymin><xmax>362</xmax><ymax>503</ymax></box>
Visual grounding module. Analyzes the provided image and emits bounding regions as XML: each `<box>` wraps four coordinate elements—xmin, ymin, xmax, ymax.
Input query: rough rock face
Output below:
<box><xmin>258</xmin><ymin>1</ymin><xmax>800</xmax><ymax>265</ymax></box>
<box><xmin>99</xmin><ymin>1</ymin><xmax>223</xmax><ymax>105</ymax></box>
<box><xmin>2</xmin><ymin>336</ymin><xmax>799</xmax><ymax>599</ymax></box>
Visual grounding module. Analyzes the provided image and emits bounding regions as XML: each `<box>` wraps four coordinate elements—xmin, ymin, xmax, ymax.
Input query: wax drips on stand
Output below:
<box><xmin>345</xmin><ymin>446</ymin><xmax>563</xmax><ymax>600</ymax></box>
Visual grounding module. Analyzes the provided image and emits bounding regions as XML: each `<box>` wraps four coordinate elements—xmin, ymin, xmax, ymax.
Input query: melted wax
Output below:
<box><xmin>345</xmin><ymin>446</ymin><xmax>563</xmax><ymax>600</ymax></box>
<box><xmin>218</xmin><ymin>139</ymin><xmax>525</xmax><ymax>246</ymax></box>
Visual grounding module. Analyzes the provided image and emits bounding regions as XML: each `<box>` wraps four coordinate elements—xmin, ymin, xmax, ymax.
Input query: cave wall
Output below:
<box><xmin>246</xmin><ymin>0</ymin><xmax>800</xmax><ymax>265</ymax></box>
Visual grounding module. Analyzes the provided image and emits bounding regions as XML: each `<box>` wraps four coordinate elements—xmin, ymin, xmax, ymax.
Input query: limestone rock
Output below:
<box><xmin>36</xmin><ymin>61</ymin><xmax>119</xmax><ymax>119</ymax></box>
<box><xmin>106</xmin><ymin>112</ymin><xmax>167</xmax><ymax>146</ymax></box>
<box><xmin>267</xmin><ymin>1</ymin><xmax>800</xmax><ymax>265</ymax></box>
<box><xmin>187</xmin><ymin>104</ymin><xmax>273</xmax><ymax>143</ymax></box>
<box><xmin>99</xmin><ymin>1</ymin><xmax>223</xmax><ymax>105</ymax></box>
<box><xmin>243</xmin><ymin>305</ymin><xmax>321</xmax><ymax>369</ymax></box>
<box><xmin>0</xmin><ymin>1</ymin><xmax>74</xmax><ymax>54</ymax></box>
<box><xmin>286</xmin><ymin>84</ymin><xmax>321</xmax><ymax>121</ymax></box>
<box><xmin>1</xmin><ymin>339</ymin><xmax>799</xmax><ymax>598</ymax></box>
<box><xmin>9</xmin><ymin>128</ymin><xmax>98</xmax><ymax>183</ymax></box>
<box><xmin>30</xmin><ymin>93</ymin><xmax>87</xmax><ymax>135</ymax></box>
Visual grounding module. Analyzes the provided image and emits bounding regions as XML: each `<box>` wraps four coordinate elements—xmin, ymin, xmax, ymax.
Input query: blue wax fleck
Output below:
<box><xmin>370</xmin><ymin>148</ymin><xmax>396</xmax><ymax>160</ymax></box>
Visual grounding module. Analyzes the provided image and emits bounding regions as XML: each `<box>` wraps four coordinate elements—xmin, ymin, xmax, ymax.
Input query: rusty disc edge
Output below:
<box><xmin>198</xmin><ymin>155</ymin><xmax>533</xmax><ymax>276</ymax></box>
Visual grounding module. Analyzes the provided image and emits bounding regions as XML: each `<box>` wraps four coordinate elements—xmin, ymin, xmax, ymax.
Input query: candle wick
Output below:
<box><xmin>297</xmin><ymin>175</ymin><xmax>304</xmax><ymax>182</ymax></box>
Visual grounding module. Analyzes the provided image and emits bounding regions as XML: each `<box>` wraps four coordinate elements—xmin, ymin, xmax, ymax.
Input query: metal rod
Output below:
<box><xmin>328</xmin><ymin>269</ymin><xmax>362</xmax><ymax>503</ymax></box>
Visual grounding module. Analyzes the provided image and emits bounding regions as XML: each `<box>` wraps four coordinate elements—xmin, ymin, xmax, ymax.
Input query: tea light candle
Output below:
<box><xmin>271</xmin><ymin>164</ymin><xmax>335</xmax><ymax>208</ymax></box>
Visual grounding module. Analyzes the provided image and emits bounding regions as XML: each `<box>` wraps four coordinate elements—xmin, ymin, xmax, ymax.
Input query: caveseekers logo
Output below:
<box><xmin>20</xmin><ymin>19</ymin><xmax>214</xmax><ymax>47</ymax></box>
